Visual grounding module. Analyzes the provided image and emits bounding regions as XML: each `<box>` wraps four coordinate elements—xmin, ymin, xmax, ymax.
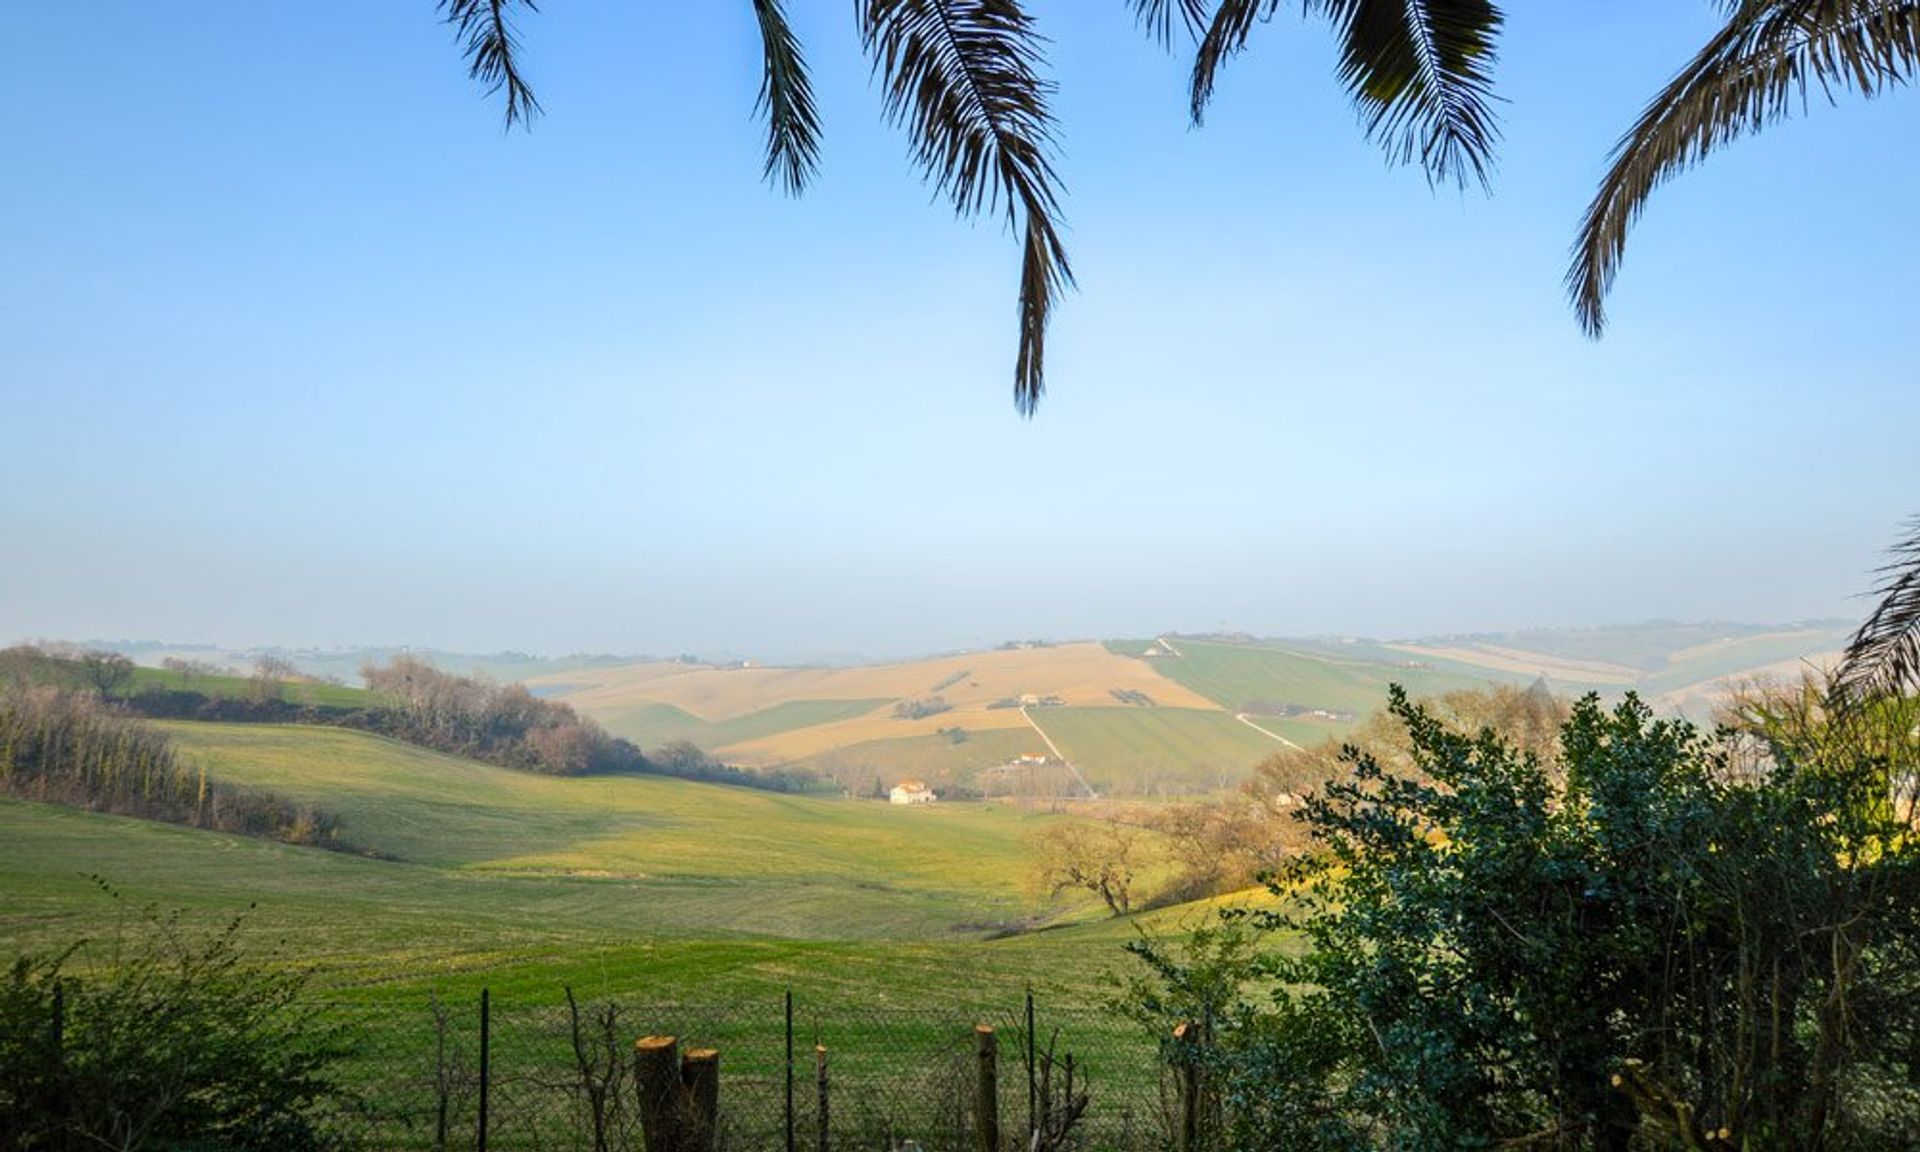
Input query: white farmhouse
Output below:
<box><xmin>889</xmin><ymin>780</ymin><xmax>935</xmax><ymax>805</ymax></box>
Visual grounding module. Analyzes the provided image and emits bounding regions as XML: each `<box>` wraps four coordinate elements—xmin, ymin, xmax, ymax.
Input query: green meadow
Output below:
<box><xmin>1139</xmin><ymin>638</ymin><xmax>1519</xmax><ymax>720</ymax></box>
<box><xmin>1030</xmin><ymin>706</ymin><xmax>1281</xmax><ymax>790</ymax></box>
<box><xmin>0</xmin><ymin>722</ymin><xmax>1228</xmax><ymax>1014</ymax></box>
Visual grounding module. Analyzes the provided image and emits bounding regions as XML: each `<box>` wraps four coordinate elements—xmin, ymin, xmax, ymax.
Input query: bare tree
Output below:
<box><xmin>248</xmin><ymin>655</ymin><xmax>299</xmax><ymax>704</ymax></box>
<box><xmin>78</xmin><ymin>649</ymin><xmax>134</xmax><ymax>699</ymax></box>
<box><xmin>1032</xmin><ymin>816</ymin><xmax>1142</xmax><ymax>916</ymax></box>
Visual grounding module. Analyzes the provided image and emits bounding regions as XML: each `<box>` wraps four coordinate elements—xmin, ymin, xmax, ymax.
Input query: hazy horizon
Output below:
<box><xmin>4</xmin><ymin>614</ymin><xmax>1858</xmax><ymax>673</ymax></box>
<box><xmin>5</xmin><ymin>3</ymin><xmax>1915</xmax><ymax>660</ymax></box>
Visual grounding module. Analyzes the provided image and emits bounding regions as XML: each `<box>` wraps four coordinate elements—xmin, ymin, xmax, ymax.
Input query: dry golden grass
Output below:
<box><xmin>1652</xmin><ymin>649</ymin><xmax>1843</xmax><ymax>719</ymax></box>
<box><xmin>718</xmin><ymin>704</ymin><xmax>1036</xmax><ymax>765</ymax></box>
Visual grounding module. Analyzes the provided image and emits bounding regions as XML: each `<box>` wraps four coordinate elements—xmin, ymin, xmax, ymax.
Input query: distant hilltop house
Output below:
<box><xmin>889</xmin><ymin>780</ymin><xmax>935</xmax><ymax>805</ymax></box>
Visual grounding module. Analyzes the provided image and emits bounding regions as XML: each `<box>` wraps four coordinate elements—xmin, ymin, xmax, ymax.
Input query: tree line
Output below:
<box><xmin>0</xmin><ymin>679</ymin><xmax>345</xmax><ymax>849</ymax></box>
<box><xmin>356</xmin><ymin>657</ymin><xmax>818</xmax><ymax>790</ymax></box>
<box><xmin>2</xmin><ymin>645</ymin><xmax>819</xmax><ymax>793</ymax></box>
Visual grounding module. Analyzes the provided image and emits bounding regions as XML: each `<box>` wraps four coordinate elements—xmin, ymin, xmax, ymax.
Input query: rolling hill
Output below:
<box><xmin>535</xmin><ymin>623</ymin><xmax>1849</xmax><ymax>797</ymax></box>
<box><xmin>1</xmin><ymin>720</ymin><xmax>1187</xmax><ymax>1009</ymax></box>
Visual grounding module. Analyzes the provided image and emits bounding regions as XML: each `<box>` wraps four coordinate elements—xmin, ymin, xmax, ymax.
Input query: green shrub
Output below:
<box><xmin>1127</xmin><ymin>685</ymin><xmax>1920</xmax><ymax>1150</ymax></box>
<box><xmin>0</xmin><ymin>890</ymin><xmax>349</xmax><ymax>1151</ymax></box>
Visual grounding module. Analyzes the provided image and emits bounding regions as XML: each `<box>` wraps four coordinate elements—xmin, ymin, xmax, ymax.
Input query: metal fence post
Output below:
<box><xmin>477</xmin><ymin>988</ymin><xmax>490</xmax><ymax>1152</ymax></box>
<box><xmin>785</xmin><ymin>990</ymin><xmax>796</xmax><ymax>1152</ymax></box>
<box><xmin>1025</xmin><ymin>988</ymin><xmax>1037</xmax><ymax>1143</ymax></box>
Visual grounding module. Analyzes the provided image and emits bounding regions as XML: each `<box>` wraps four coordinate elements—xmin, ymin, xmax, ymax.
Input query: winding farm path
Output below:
<box><xmin>1232</xmin><ymin>712</ymin><xmax>1305</xmax><ymax>752</ymax></box>
<box><xmin>1020</xmin><ymin>706</ymin><xmax>1099</xmax><ymax>799</ymax></box>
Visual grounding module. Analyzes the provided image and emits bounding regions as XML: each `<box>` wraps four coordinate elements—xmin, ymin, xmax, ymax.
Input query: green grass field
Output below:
<box><xmin>0</xmin><ymin>722</ymin><xmax>1228</xmax><ymax>1012</ymax></box>
<box><xmin>1029</xmin><ymin>706</ymin><xmax>1281</xmax><ymax>789</ymax></box>
<box><xmin>1141</xmin><ymin>638</ymin><xmax>1519</xmax><ymax>720</ymax></box>
<box><xmin>795</xmin><ymin>727</ymin><xmax>1049</xmax><ymax>787</ymax></box>
<box><xmin>597</xmin><ymin>698</ymin><xmax>891</xmax><ymax>750</ymax></box>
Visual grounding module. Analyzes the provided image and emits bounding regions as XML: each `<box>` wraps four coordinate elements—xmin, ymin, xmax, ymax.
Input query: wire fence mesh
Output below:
<box><xmin>312</xmin><ymin>989</ymin><xmax>1183</xmax><ymax>1152</ymax></box>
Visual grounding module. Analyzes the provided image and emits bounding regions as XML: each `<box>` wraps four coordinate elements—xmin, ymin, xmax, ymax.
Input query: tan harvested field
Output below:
<box><xmin>544</xmin><ymin>643</ymin><xmax>1219</xmax><ymax>720</ymax></box>
<box><xmin>1388</xmin><ymin>642</ymin><xmax>1640</xmax><ymax>685</ymax></box>
<box><xmin>719</xmin><ymin>703</ymin><xmax>1038</xmax><ymax>765</ymax></box>
<box><xmin>540</xmin><ymin>643</ymin><xmax>1225</xmax><ymax>770</ymax></box>
<box><xmin>1652</xmin><ymin>649</ymin><xmax>1843</xmax><ymax>719</ymax></box>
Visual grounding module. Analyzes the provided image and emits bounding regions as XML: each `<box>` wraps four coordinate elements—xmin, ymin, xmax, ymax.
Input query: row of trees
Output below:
<box><xmin>359</xmin><ymin>657</ymin><xmax>823</xmax><ymax>790</ymax></box>
<box><xmin>359</xmin><ymin>656</ymin><xmax>640</xmax><ymax>776</ymax></box>
<box><xmin>0</xmin><ymin>682</ymin><xmax>344</xmax><ymax>848</ymax></box>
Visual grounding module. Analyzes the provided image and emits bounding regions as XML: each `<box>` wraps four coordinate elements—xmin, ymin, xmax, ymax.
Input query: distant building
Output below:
<box><xmin>889</xmin><ymin>780</ymin><xmax>935</xmax><ymax>805</ymax></box>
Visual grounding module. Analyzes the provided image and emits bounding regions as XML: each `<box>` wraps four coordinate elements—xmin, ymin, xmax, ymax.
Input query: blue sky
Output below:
<box><xmin>2</xmin><ymin>3</ymin><xmax>1915</xmax><ymax>660</ymax></box>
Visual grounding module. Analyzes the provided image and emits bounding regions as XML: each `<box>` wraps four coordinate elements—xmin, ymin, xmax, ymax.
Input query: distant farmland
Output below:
<box><xmin>598</xmin><ymin>697</ymin><xmax>892</xmax><ymax>749</ymax></box>
<box><xmin>1028</xmin><ymin>706</ymin><xmax>1282</xmax><ymax>792</ymax></box>
<box><xmin>1136</xmin><ymin>638</ymin><xmax>1520</xmax><ymax>719</ymax></box>
<box><xmin>527</xmin><ymin>628</ymin><xmax>1847</xmax><ymax>794</ymax></box>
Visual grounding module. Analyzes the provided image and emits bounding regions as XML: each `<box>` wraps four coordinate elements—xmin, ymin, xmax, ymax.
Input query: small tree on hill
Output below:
<box><xmin>77</xmin><ymin>650</ymin><xmax>133</xmax><ymax>699</ymax></box>
<box><xmin>1032</xmin><ymin>816</ymin><xmax>1141</xmax><ymax>917</ymax></box>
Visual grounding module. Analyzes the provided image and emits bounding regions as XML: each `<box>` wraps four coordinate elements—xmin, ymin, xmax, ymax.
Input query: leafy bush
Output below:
<box><xmin>1127</xmin><ymin>684</ymin><xmax>1920</xmax><ymax>1150</ymax></box>
<box><xmin>0</xmin><ymin>892</ymin><xmax>349</xmax><ymax>1151</ymax></box>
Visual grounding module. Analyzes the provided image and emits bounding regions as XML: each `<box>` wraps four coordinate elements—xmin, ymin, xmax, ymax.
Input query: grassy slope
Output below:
<box><xmin>0</xmin><ymin>796</ymin><xmax>1176</xmax><ymax>1010</ymax></box>
<box><xmin>0</xmin><ymin>722</ymin><xmax>1199</xmax><ymax>1009</ymax></box>
<box><xmin>1144</xmin><ymin>639</ymin><xmax>1522</xmax><ymax>722</ymax></box>
<box><xmin>1031</xmin><ymin>707</ymin><xmax>1282</xmax><ymax>789</ymax></box>
<box><xmin>795</xmin><ymin>727</ymin><xmax>1048</xmax><ymax>786</ymax></box>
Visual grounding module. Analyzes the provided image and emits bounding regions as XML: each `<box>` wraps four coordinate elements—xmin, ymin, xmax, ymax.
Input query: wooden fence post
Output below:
<box><xmin>635</xmin><ymin>1035</ymin><xmax>681</xmax><ymax>1152</ymax></box>
<box><xmin>815</xmin><ymin>1044</ymin><xmax>831</xmax><ymax>1152</ymax></box>
<box><xmin>975</xmin><ymin>1025</ymin><xmax>1000</xmax><ymax>1152</ymax></box>
<box><xmin>1173</xmin><ymin>1021</ymin><xmax>1199</xmax><ymax>1152</ymax></box>
<box><xmin>682</xmin><ymin>1048</ymin><xmax>720</xmax><ymax>1152</ymax></box>
<box><xmin>1025</xmin><ymin>989</ymin><xmax>1037</xmax><ymax>1144</ymax></box>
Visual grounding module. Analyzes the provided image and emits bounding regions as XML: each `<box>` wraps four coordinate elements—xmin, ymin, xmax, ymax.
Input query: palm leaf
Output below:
<box><xmin>1570</xmin><ymin>0</ymin><xmax>1920</xmax><ymax>336</ymax></box>
<box><xmin>860</xmin><ymin>0</ymin><xmax>1073</xmax><ymax>415</ymax></box>
<box><xmin>441</xmin><ymin>0</ymin><xmax>542</xmax><ymax>128</ymax></box>
<box><xmin>1835</xmin><ymin>519</ymin><xmax>1920</xmax><ymax>705</ymax></box>
<box><xmin>752</xmin><ymin>0</ymin><xmax>822</xmax><ymax>195</ymax></box>
<box><xmin>1190</xmin><ymin>0</ymin><xmax>1271</xmax><ymax>123</ymax></box>
<box><xmin>1312</xmin><ymin>0</ymin><xmax>1504</xmax><ymax>188</ymax></box>
<box><xmin>1191</xmin><ymin>1</ymin><xmax>1503</xmax><ymax>186</ymax></box>
<box><xmin>1131</xmin><ymin>0</ymin><xmax>1216</xmax><ymax>48</ymax></box>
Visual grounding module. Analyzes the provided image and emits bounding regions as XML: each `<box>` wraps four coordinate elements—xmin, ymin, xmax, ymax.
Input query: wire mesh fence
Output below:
<box><xmin>313</xmin><ymin>989</ymin><xmax>1185</xmax><ymax>1152</ymax></box>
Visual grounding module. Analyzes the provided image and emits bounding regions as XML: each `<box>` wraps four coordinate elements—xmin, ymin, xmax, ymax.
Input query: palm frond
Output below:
<box><xmin>752</xmin><ymin>0</ymin><xmax>822</xmax><ymax>196</ymax></box>
<box><xmin>1190</xmin><ymin>0</ymin><xmax>1274</xmax><ymax>123</ymax></box>
<box><xmin>1131</xmin><ymin>0</ymin><xmax>1216</xmax><ymax>48</ymax></box>
<box><xmin>1835</xmin><ymin>519</ymin><xmax>1920</xmax><ymax>706</ymax></box>
<box><xmin>1311</xmin><ymin>0</ymin><xmax>1504</xmax><ymax>187</ymax></box>
<box><xmin>441</xmin><ymin>0</ymin><xmax>542</xmax><ymax>128</ymax></box>
<box><xmin>1570</xmin><ymin>0</ymin><xmax>1920</xmax><ymax>336</ymax></box>
<box><xmin>860</xmin><ymin>0</ymin><xmax>1073</xmax><ymax>415</ymax></box>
